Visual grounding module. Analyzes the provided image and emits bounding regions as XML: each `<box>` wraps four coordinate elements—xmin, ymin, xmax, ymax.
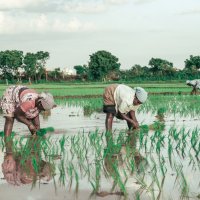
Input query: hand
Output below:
<box><xmin>132</xmin><ymin>121</ymin><xmax>139</xmax><ymax>129</ymax></box>
<box><xmin>28</xmin><ymin>124</ymin><xmax>37</xmax><ymax>135</ymax></box>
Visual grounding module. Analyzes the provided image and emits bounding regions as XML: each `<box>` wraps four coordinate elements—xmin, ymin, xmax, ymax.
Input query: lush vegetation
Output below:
<box><xmin>0</xmin><ymin>122</ymin><xmax>199</xmax><ymax>199</ymax></box>
<box><xmin>1</xmin><ymin>50</ymin><xmax>200</xmax><ymax>84</ymax></box>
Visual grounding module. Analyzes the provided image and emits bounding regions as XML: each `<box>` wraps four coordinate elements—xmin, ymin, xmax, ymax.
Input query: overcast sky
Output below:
<box><xmin>0</xmin><ymin>0</ymin><xmax>199</xmax><ymax>70</ymax></box>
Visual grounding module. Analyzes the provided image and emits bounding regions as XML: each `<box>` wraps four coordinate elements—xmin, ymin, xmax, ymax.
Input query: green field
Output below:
<box><xmin>0</xmin><ymin>82</ymin><xmax>193</xmax><ymax>97</ymax></box>
<box><xmin>0</xmin><ymin>82</ymin><xmax>199</xmax><ymax>200</ymax></box>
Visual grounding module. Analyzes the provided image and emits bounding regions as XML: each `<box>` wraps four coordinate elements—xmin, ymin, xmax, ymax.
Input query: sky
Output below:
<box><xmin>0</xmin><ymin>0</ymin><xmax>200</xmax><ymax>70</ymax></box>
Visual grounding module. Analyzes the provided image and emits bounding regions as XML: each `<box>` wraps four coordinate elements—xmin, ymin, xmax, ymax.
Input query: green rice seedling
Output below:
<box><xmin>188</xmin><ymin>152</ymin><xmax>197</xmax><ymax>171</ymax></box>
<box><xmin>58</xmin><ymin>160</ymin><xmax>67</xmax><ymax>186</ymax></box>
<box><xmin>94</xmin><ymin>160</ymin><xmax>101</xmax><ymax>192</ymax></box>
<box><xmin>179</xmin><ymin>171</ymin><xmax>190</xmax><ymax>199</ymax></box>
<box><xmin>168</xmin><ymin>138</ymin><xmax>173</xmax><ymax>168</ymax></box>
<box><xmin>0</xmin><ymin>131</ymin><xmax>16</xmax><ymax>137</ymax></box>
<box><xmin>67</xmin><ymin>162</ymin><xmax>74</xmax><ymax>190</ymax></box>
<box><xmin>149</xmin><ymin>157</ymin><xmax>161</xmax><ymax>191</ymax></box>
<box><xmin>128</xmin><ymin>159</ymin><xmax>135</xmax><ymax>175</ymax></box>
<box><xmin>135</xmin><ymin>175</ymin><xmax>154</xmax><ymax>199</ymax></box>
<box><xmin>112</xmin><ymin>163</ymin><xmax>127</xmax><ymax>196</ymax></box>
<box><xmin>0</xmin><ymin>137</ymin><xmax>4</xmax><ymax>151</ymax></box>
<box><xmin>139</xmin><ymin>125</ymin><xmax>149</xmax><ymax>150</ymax></box>
<box><xmin>140</xmin><ymin>124</ymin><xmax>149</xmax><ymax>134</ymax></box>
<box><xmin>156</xmin><ymin>176</ymin><xmax>166</xmax><ymax>200</ymax></box>
<box><xmin>159</xmin><ymin>156</ymin><xmax>167</xmax><ymax>178</ymax></box>
<box><xmin>156</xmin><ymin>135</ymin><xmax>165</xmax><ymax>155</ymax></box>
<box><xmin>149</xmin><ymin>121</ymin><xmax>165</xmax><ymax>132</ymax></box>
<box><xmin>173</xmin><ymin>162</ymin><xmax>183</xmax><ymax>187</ymax></box>
<box><xmin>116</xmin><ymin>131</ymin><xmax>126</xmax><ymax>146</ymax></box>
<box><xmin>169</xmin><ymin>126</ymin><xmax>179</xmax><ymax>141</ymax></box>
<box><xmin>190</xmin><ymin>128</ymin><xmax>199</xmax><ymax>156</ymax></box>
<box><xmin>74</xmin><ymin>168</ymin><xmax>79</xmax><ymax>196</ymax></box>
<box><xmin>32</xmin><ymin>156</ymin><xmax>39</xmax><ymax>174</ymax></box>
<box><xmin>156</xmin><ymin>107</ymin><xmax>166</xmax><ymax>121</ymax></box>
<box><xmin>59</xmin><ymin>135</ymin><xmax>67</xmax><ymax>154</ymax></box>
<box><xmin>135</xmin><ymin>191</ymin><xmax>141</xmax><ymax>200</ymax></box>
<box><xmin>36</xmin><ymin>127</ymin><xmax>55</xmax><ymax>136</ymax></box>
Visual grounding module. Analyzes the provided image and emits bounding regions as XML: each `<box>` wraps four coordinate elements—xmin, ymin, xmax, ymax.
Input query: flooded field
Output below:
<box><xmin>0</xmin><ymin>96</ymin><xmax>200</xmax><ymax>200</ymax></box>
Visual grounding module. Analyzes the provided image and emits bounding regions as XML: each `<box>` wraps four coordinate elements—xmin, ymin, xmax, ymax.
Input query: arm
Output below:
<box><xmin>14</xmin><ymin>107</ymin><xmax>37</xmax><ymax>135</ymax></box>
<box><xmin>118</xmin><ymin>110</ymin><xmax>139</xmax><ymax>129</ymax></box>
<box><xmin>31</xmin><ymin>115</ymin><xmax>40</xmax><ymax>131</ymax></box>
<box><xmin>129</xmin><ymin>110</ymin><xmax>139</xmax><ymax>128</ymax></box>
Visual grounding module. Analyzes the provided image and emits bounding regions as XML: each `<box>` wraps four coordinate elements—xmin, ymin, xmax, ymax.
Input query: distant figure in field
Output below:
<box><xmin>0</xmin><ymin>85</ymin><xmax>56</xmax><ymax>138</ymax></box>
<box><xmin>103</xmin><ymin>84</ymin><xmax>148</xmax><ymax>139</ymax></box>
<box><xmin>186</xmin><ymin>79</ymin><xmax>200</xmax><ymax>95</ymax></box>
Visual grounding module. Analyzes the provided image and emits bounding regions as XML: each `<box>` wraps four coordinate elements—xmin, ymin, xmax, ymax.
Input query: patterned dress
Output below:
<box><xmin>1</xmin><ymin>85</ymin><xmax>39</xmax><ymax>119</ymax></box>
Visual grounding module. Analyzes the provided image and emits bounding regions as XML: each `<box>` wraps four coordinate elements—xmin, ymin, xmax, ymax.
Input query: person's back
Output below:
<box><xmin>1</xmin><ymin>85</ymin><xmax>39</xmax><ymax>119</ymax></box>
<box><xmin>103</xmin><ymin>84</ymin><xmax>148</xmax><ymax>137</ymax></box>
<box><xmin>114</xmin><ymin>84</ymin><xmax>139</xmax><ymax>114</ymax></box>
<box><xmin>1</xmin><ymin>85</ymin><xmax>56</xmax><ymax>137</ymax></box>
<box><xmin>186</xmin><ymin>79</ymin><xmax>200</xmax><ymax>94</ymax></box>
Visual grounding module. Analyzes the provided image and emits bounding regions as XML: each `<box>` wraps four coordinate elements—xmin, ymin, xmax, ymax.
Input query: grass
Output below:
<box><xmin>0</xmin><ymin>82</ymin><xmax>199</xmax><ymax>199</ymax></box>
<box><xmin>0</xmin><ymin>82</ymin><xmax>194</xmax><ymax>97</ymax></box>
<box><xmin>0</xmin><ymin>124</ymin><xmax>199</xmax><ymax>199</ymax></box>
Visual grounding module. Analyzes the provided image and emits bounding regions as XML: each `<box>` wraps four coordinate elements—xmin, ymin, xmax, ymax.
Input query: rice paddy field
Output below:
<box><xmin>0</xmin><ymin>82</ymin><xmax>200</xmax><ymax>200</ymax></box>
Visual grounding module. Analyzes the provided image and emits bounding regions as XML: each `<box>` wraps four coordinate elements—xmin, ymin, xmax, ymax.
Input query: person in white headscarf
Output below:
<box><xmin>186</xmin><ymin>79</ymin><xmax>200</xmax><ymax>95</ymax></box>
<box><xmin>103</xmin><ymin>84</ymin><xmax>148</xmax><ymax>136</ymax></box>
<box><xmin>1</xmin><ymin>85</ymin><xmax>56</xmax><ymax>138</ymax></box>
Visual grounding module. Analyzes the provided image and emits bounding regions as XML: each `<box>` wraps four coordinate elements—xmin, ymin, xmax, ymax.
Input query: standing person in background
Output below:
<box><xmin>103</xmin><ymin>84</ymin><xmax>148</xmax><ymax>140</ymax></box>
<box><xmin>186</xmin><ymin>79</ymin><xmax>200</xmax><ymax>95</ymax></box>
<box><xmin>1</xmin><ymin>85</ymin><xmax>56</xmax><ymax>138</ymax></box>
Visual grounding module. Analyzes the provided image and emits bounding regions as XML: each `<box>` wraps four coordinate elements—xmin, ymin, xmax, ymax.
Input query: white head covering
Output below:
<box><xmin>134</xmin><ymin>87</ymin><xmax>148</xmax><ymax>103</ymax></box>
<box><xmin>186</xmin><ymin>80</ymin><xmax>191</xmax><ymax>84</ymax></box>
<box><xmin>38</xmin><ymin>92</ymin><xmax>56</xmax><ymax>110</ymax></box>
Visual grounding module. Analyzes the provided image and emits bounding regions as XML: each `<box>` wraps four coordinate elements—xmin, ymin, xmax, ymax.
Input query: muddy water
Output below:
<box><xmin>0</xmin><ymin>104</ymin><xmax>200</xmax><ymax>200</ymax></box>
<box><xmin>0</xmin><ymin>104</ymin><xmax>154</xmax><ymax>136</ymax></box>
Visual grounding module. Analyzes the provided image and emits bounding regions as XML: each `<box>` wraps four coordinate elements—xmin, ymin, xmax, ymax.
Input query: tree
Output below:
<box><xmin>184</xmin><ymin>55</ymin><xmax>200</xmax><ymax>70</ymax></box>
<box><xmin>49</xmin><ymin>68</ymin><xmax>61</xmax><ymax>80</ymax></box>
<box><xmin>74</xmin><ymin>65</ymin><xmax>87</xmax><ymax>75</ymax></box>
<box><xmin>74</xmin><ymin>64</ymin><xmax>88</xmax><ymax>80</ymax></box>
<box><xmin>23</xmin><ymin>51</ymin><xmax>49</xmax><ymax>83</ymax></box>
<box><xmin>129</xmin><ymin>64</ymin><xmax>150</xmax><ymax>77</ymax></box>
<box><xmin>23</xmin><ymin>53</ymin><xmax>37</xmax><ymax>84</ymax></box>
<box><xmin>0</xmin><ymin>50</ymin><xmax>23</xmax><ymax>82</ymax></box>
<box><xmin>88</xmin><ymin>50</ymin><xmax>120</xmax><ymax>81</ymax></box>
<box><xmin>36</xmin><ymin>51</ymin><xmax>50</xmax><ymax>80</ymax></box>
<box><xmin>149</xmin><ymin>58</ymin><xmax>173</xmax><ymax>76</ymax></box>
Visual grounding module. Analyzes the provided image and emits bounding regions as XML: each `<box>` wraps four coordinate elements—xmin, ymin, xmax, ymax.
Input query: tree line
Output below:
<box><xmin>0</xmin><ymin>50</ymin><xmax>200</xmax><ymax>84</ymax></box>
<box><xmin>0</xmin><ymin>50</ymin><xmax>50</xmax><ymax>84</ymax></box>
<box><xmin>74</xmin><ymin>51</ymin><xmax>200</xmax><ymax>81</ymax></box>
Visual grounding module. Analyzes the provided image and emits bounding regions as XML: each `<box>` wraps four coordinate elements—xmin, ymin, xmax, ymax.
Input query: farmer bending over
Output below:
<box><xmin>186</xmin><ymin>79</ymin><xmax>200</xmax><ymax>95</ymax></box>
<box><xmin>103</xmin><ymin>84</ymin><xmax>148</xmax><ymax>137</ymax></box>
<box><xmin>1</xmin><ymin>85</ymin><xmax>56</xmax><ymax>138</ymax></box>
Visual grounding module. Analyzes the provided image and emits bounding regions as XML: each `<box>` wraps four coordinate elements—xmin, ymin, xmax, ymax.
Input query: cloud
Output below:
<box><xmin>0</xmin><ymin>12</ymin><xmax>95</xmax><ymax>34</ymax></box>
<box><xmin>105</xmin><ymin>0</ymin><xmax>129</xmax><ymax>5</ymax></box>
<box><xmin>52</xmin><ymin>18</ymin><xmax>95</xmax><ymax>32</ymax></box>
<box><xmin>63</xmin><ymin>0</ymin><xmax>131</xmax><ymax>14</ymax></box>
<box><xmin>179</xmin><ymin>8</ymin><xmax>200</xmax><ymax>15</ymax></box>
<box><xmin>63</xmin><ymin>2</ymin><xmax>107</xmax><ymax>13</ymax></box>
<box><xmin>0</xmin><ymin>0</ymin><xmax>47</xmax><ymax>10</ymax></box>
<box><xmin>134</xmin><ymin>0</ymin><xmax>157</xmax><ymax>5</ymax></box>
<box><xmin>0</xmin><ymin>0</ymin><xmax>131</xmax><ymax>13</ymax></box>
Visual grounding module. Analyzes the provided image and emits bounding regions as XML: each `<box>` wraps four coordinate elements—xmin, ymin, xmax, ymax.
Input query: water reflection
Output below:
<box><xmin>2</xmin><ymin>137</ymin><xmax>55</xmax><ymax>186</ymax></box>
<box><xmin>101</xmin><ymin>133</ymin><xmax>148</xmax><ymax>197</ymax></box>
<box><xmin>0</xmin><ymin>125</ymin><xmax>199</xmax><ymax>199</ymax></box>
